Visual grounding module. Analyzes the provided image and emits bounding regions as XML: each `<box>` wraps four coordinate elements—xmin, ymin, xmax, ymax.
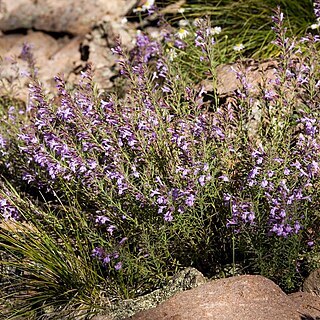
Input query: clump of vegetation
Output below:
<box><xmin>163</xmin><ymin>0</ymin><xmax>317</xmax><ymax>59</ymax></box>
<box><xmin>0</xmin><ymin>2</ymin><xmax>320</xmax><ymax>319</ymax></box>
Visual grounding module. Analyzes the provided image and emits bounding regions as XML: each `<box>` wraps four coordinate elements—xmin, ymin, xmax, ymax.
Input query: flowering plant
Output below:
<box><xmin>0</xmin><ymin>4</ymin><xmax>320</xmax><ymax>318</ymax></box>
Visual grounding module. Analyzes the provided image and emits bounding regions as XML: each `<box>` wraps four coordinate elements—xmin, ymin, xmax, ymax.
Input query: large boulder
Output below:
<box><xmin>0</xmin><ymin>0</ymin><xmax>136</xmax><ymax>35</ymax></box>
<box><xmin>126</xmin><ymin>275</ymin><xmax>320</xmax><ymax>320</ymax></box>
<box><xmin>0</xmin><ymin>31</ymin><xmax>80</xmax><ymax>101</ymax></box>
<box><xmin>289</xmin><ymin>291</ymin><xmax>320</xmax><ymax>319</ymax></box>
<box><xmin>303</xmin><ymin>268</ymin><xmax>320</xmax><ymax>296</ymax></box>
<box><xmin>0</xmin><ymin>19</ymin><xmax>135</xmax><ymax>101</ymax></box>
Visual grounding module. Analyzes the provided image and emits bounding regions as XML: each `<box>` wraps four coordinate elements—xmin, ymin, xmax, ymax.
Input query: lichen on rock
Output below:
<box><xmin>95</xmin><ymin>267</ymin><xmax>207</xmax><ymax>320</ymax></box>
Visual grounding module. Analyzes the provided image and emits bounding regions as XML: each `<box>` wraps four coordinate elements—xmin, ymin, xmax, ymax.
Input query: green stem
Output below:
<box><xmin>232</xmin><ymin>232</ymin><xmax>236</xmax><ymax>276</ymax></box>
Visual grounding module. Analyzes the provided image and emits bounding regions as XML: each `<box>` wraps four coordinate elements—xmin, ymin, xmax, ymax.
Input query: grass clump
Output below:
<box><xmin>0</xmin><ymin>3</ymin><xmax>320</xmax><ymax>319</ymax></box>
<box><xmin>165</xmin><ymin>0</ymin><xmax>316</xmax><ymax>59</ymax></box>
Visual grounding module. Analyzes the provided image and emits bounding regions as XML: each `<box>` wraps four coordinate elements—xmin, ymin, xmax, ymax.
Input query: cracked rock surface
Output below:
<box><xmin>0</xmin><ymin>0</ymin><xmax>137</xmax><ymax>101</ymax></box>
<box><xmin>0</xmin><ymin>0</ymin><xmax>136</xmax><ymax>35</ymax></box>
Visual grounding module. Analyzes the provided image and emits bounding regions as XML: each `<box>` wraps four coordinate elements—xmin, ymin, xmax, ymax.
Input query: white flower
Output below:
<box><xmin>150</xmin><ymin>30</ymin><xmax>160</xmax><ymax>39</ymax></box>
<box><xmin>131</xmin><ymin>30</ymin><xmax>142</xmax><ymax>45</ymax></box>
<box><xmin>211</xmin><ymin>26</ymin><xmax>222</xmax><ymax>35</ymax></box>
<box><xmin>178</xmin><ymin>19</ymin><xmax>189</xmax><ymax>27</ymax></box>
<box><xmin>121</xmin><ymin>17</ymin><xmax>128</xmax><ymax>25</ymax></box>
<box><xmin>233</xmin><ymin>43</ymin><xmax>245</xmax><ymax>51</ymax></box>
<box><xmin>133</xmin><ymin>7</ymin><xmax>142</xmax><ymax>13</ymax></box>
<box><xmin>193</xmin><ymin>18</ymin><xmax>204</xmax><ymax>27</ymax></box>
<box><xmin>167</xmin><ymin>48</ymin><xmax>177</xmax><ymax>61</ymax></box>
<box><xmin>142</xmin><ymin>0</ymin><xmax>155</xmax><ymax>11</ymax></box>
<box><xmin>176</xmin><ymin>28</ymin><xmax>189</xmax><ymax>39</ymax></box>
<box><xmin>133</xmin><ymin>0</ymin><xmax>155</xmax><ymax>12</ymax></box>
<box><xmin>178</xmin><ymin>8</ymin><xmax>185</xmax><ymax>14</ymax></box>
<box><xmin>311</xmin><ymin>23</ymin><xmax>320</xmax><ymax>29</ymax></box>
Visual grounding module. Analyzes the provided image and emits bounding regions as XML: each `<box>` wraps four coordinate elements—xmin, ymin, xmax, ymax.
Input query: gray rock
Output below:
<box><xmin>0</xmin><ymin>18</ymin><xmax>135</xmax><ymax>100</ymax></box>
<box><xmin>0</xmin><ymin>30</ymin><xmax>79</xmax><ymax>101</ymax></box>
<box><xmin>92</xmin><ymin>267</ymin><xmax>207</xmax><ymax>320</ymax></box>
<box><xmin>0</xmin><ymin>0</ymin><xmax>136</xmax><ymax>35</ymax></box>
<box><xmin>303</xmin><ymin>268</ymin><xmax>320</xmax><ymax>296</ymax></box>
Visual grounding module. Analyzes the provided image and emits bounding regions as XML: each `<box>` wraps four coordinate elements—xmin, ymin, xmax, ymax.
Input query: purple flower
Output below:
<box><xmin>248</xmin><ymin>166</ymin><xmax>260</xmax><ymax>179</ymax></box>
<box><xmin>111</xmin><ymin>43</ymin><xmax>123</xmax><ymax>56</ymax></box>
<box><xmin>158</xmin><ymin>206</ymin><xmax>166</xmax><ymax>214</ymax></box>
<box><xmin>267</xmin><ymin>170</ymin><xmax>274</xmax><ymax>178</ymax></box>
<box><xmin>95</xmin><ymin>215</ymin><xmax>110</xmax><ymax>225</ymax></box>
<box><xmin>150</xmin><ymin>189</ymin><xmax>160</xmax><ymax>197</ymax></box>
<box><xmin>164</xmin><ymin>211</ymin><xmax>174</xmax><ymax>221</ymax></box>
<box><xmin>116</xmin><ymin>178</ymin><xmax>128</xmax><ymax>195</ymax></box>
<box><xmin>198</xmin><ymin>175</ymin><xmax>206</xmax><ymax>186</ymax></box>
<box><xmin>0</xmin><ymin>135</ymin><xmax>6</xmax><ymax>151</ymax></box>
<box><xmin>219</xmin><ymin>175</ymin><xmax>229</xmax><ymax>182</ymax></box>
<box><xmin>107</xmin><ymin>225</ymin><xmax>116</xmax><ymax>235</ymax></box>
<box><xmin>131</xmin><ymin>165</ymin><xmax>140</xmax><ymax>178</ymax></box>
<box><xmin>92</xmin><ymin>247</ymin><xmax>105</xmax><ymax>259</ymax></box>
<box><xmin>279</xmin><ymin>209</ymin><xmax>286</xmax><ymax>218</ymax></box>
<box><xmin>294</xmin><ymin>221</ymin><xmax>301</xmax><ymax>233</ymax></box>
<box><xmin>185</xmin><ymin>194</ymin><xmax>195</xmax><ymax>207</ymax></box>
<box><xmin>113</xmin><ymin>252</ymin><xmax>119</xmax><ymax>259</ymax></box>
<box><xmin>119</xmin><ymin>237</ymin><xmax>128</xmax><ymax>245</ymax></box>
<box><xmin>171</xmin><ymin>188</ymin><xmax>180</xmax><ymax>201</ymax></box>
<box><xmin>162</xmin><ymin>85</ymin><xmax>171</xmax><ymax>93</ymax></box>
<box><xmin>314</xmin><ymin>0</ymin><xmax>320</xmax><ymax>20</ymax></box>
<box><xmin>284</xmin><ymin>168</ymin><xmax>290</xmax><ymax>175</ymax></box>
<box><xmin>114</xmin><ymin>261</ymin><xmax>122</xmax><ymax>271</ymax></box>
<box><xmin>103</xmin><ymin>255</ymin><xmax>111</xmax><ymax>264</ymax></box>
<box><xmin>261</xmin><ymin>179</ymin><xmax>268</xmax><ymax>188</ymax></box>
<box><xmin>264</xmin><ymin>89</ymin><xmax>277</xmax><ymax>101</ymax></box>
<box><xmin>19</xmin><ymin>42</ymin><xmax>37</xmax><ymax>77</ymax></box>
<box><xmin>223</xmin><ymin>193</ymin><xmax>232</xmax><ymax>202</ymax></box>
<box><xmin>56</xmin><ymin>106</ymin><xmax>74</xmax><ymax>121</ymax></box>
<box><xmin>307</xmin><ymin>241</ymin><xmax>314</xmax><ymax>247</ymax></box>
<box><xmin>0</xmin><ymin>198</ymin><xmax>20</xmax><ymax>221</ymax></box>
<box><xmin>157</xmin><ymin>196</ymin><xmax>167</xmax><ymax>205</ymax></box>
<box><xmin>227</xmin><ymin>198</ymin><xmax>255</xmax><ymax>228</ymax></box>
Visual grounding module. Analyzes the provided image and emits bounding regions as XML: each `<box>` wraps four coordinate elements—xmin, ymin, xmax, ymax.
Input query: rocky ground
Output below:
<box><xmin>1</xmin><ymin>1</ymin><xmax>320</xmax><ymax>319</ymax></box>
<box><xmin>0</xmin><ymin>0</ymin><xmax>138</xmax><ymax>102</ymax></box>
<box><xmin>89</xmin><ymin>267</ymin><xmax>320</xmax><ymax>320</ymax></box>
<box><xmin>121</xmin><ymin>269</ymin><xmax>320</xmax><ymax>320</ymax></box>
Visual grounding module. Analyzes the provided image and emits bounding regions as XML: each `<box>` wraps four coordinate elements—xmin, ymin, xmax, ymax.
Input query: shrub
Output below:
<box><xmin>0</xmin><ymin>3</ymin><xmax>320</xmax><ymax>318</ymax></box>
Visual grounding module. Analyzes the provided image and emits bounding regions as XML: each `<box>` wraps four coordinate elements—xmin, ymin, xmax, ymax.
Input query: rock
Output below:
<box><xmin>200</xmin><ymin>59</ymin><xmax>278</xmax><ymax>98</ymax></box>
<box><xmin>0</xmin><ymin>0</ymin><xmax>137</xmax><ymax>99</ymax></box>
<box><xmin>0</xmin><ymin>0</ymin><xmax>136</xmax><ymax>35</ymax></box>
<box><xmin>0</xmin><ymin>33</ymin><xmax>22</xmax><ymax>56</ymax></box>
<box><xmin>44</xmin><ymin>36</ymin><xmax>83</xmax><ymax>88</ymax></box>
<box><xmin>91</xmin><ymin>316</ymin><xmax>113</xmax><ymax>320</ymax></box>
<box><xmin>0</xmin><ymin>31</ymin><xmax>63</xmax><ymax>101</ymax></box>
<box><xmin>217</xmin><ymin>59</ymin><xmax>278</xmax><ymax>97</ymax></box>
<box><xmin>79</xmin><ymin>19</ymin><xmax>136</xmax><ymax>92</ymax></box>
<box><xmin>126</xmin><ymin>275</ymin><xmax>308</xmax><ymax>320</ymax></box>
<box><xmin>93</xmin><ymin>267</ymin><xmax>207</xmax><ymax>320</ymax></box>
<box><xmin>0</xmin><ymin>18</ymin><xmax>136</xmax><ymax>100</ymax></box>
<box><xmin>0</xmin><ymin>0</ymin><xmax>36</xmax><ymax>31</ymax></box>
<box><xmin>289</xmin><ymin>291</ymin><xmax>320</xmax><ymax>319</ymax></box>
<box><xmin>303</xmin><ymin>268</ymin><xmax>320</xmax><ymax>296</ymax></box>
